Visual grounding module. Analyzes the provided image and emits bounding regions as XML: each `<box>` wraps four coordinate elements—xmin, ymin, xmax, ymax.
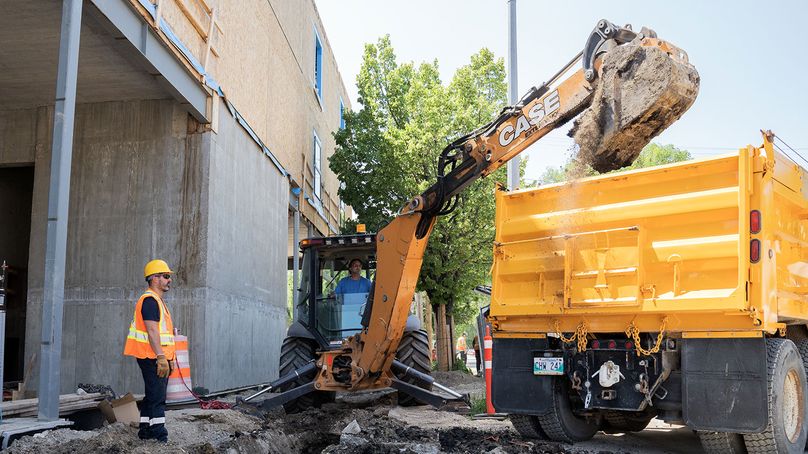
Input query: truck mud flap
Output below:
<box><xmin>491</xmin><ymin>337</ymin><xmax>553</xmax><ymax>414</ymax></box>
<box><xmin>682</xmin><ymin>337</ymin><xmax>767</xmax><ymax>433</ymax></box>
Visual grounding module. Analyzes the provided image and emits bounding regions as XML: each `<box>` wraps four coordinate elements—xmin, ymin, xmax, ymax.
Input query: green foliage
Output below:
<box><xmin>470</xmin><ymin>394</ymin><xmax>488</xmax><ymax>415</ymax></box>
<box><xmin>330</xmin><ymin>36</ymin><xmax>508</xmax><ymax>319</ymax></box>
<box><xmin>537</xmin><ymin>143</ymin><xmax>692</xmax><ymax>185</ymax></box>
<box><xmin>453</xmin><ymin>356</ymin><xmax>471</xmax><ymax>373</ymax></box>
<box><xmin>624</xmin><ymin>143</ymin><xmax>692</xmax><ymax>169</ymax></box>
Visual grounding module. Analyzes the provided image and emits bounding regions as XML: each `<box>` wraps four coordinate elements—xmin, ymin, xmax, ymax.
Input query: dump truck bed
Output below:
<box><xmin>490</xmin><ymin>139</ymin><xmax>808</xmax><ymax>336</ymax></box>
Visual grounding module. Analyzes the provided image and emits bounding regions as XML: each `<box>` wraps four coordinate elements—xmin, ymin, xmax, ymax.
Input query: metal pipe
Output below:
<box><xmin>506</xmin><ymin>0</ymin><xmax>520</xmax><ymax>191</ymax></box>
<box><xmin>0</xmin><ymin>262</ymin><xmax>7</xmax><ymax>423</ymax></box>
<box><xmin>432</xmin><ymin>380</ymin><xmax>464</xmax><ymax>399</ymax></box>
<box><xmin>292</xmin><ymin>188</ymin><xmax>301</xmax><ymax>318</ymax></box>
<box><xmin>38</xmin><ymin>0</ymin><xmax>82</xmax><ymax>422</ymax></box>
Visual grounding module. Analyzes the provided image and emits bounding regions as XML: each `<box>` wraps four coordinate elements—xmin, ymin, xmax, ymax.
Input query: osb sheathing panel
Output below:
<box><xmin>215</xmin><ymin>0</ymin><xmax>351</xmax><ymax>234</ymax></box>
<box><xmin>159</xmin><ymin>0</ymin><xmax>207</xmax><ymax>64</ymax></box>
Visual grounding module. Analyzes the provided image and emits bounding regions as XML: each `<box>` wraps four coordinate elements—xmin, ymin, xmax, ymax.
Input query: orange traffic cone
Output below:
<box><xmin>166</xmin><ymin>335</ymin><xmax>194</xmax><ymax>403</ymax></box>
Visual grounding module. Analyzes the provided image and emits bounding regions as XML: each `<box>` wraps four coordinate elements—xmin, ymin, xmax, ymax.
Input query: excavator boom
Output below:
<box><xmin>300</xmin><ymin>19</ymin><xmax>696</xmax><ymax>397</ymax></box>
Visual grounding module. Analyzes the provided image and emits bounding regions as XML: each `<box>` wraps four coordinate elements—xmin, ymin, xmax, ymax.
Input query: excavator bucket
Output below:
<box><xmin>570</xmin><ymin>33</ymin><xmax>700</xmax><ymax>172</ymax></box>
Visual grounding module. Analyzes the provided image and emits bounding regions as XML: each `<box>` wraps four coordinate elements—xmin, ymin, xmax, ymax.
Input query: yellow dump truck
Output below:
<box><xmin>490</xmin><ymin>131</ymin><xmax>808</xmax><ymax>453</ymax></box>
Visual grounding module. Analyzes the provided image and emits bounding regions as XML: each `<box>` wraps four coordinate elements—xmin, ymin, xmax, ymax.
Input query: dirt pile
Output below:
<box><xmin>570</xmin><ymin>42</ymin><xmax>700</xmax><ymax>172</ymax></box>
<box><xmin>4</xmin><ymin>408</ymin><xmax>293</xmax><ymax>454</ymax></box>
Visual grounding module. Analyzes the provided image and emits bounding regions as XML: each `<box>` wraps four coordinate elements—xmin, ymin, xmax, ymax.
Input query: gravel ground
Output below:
<box><xmin>2</xmin><ymin>371</ymin><xmax>702</xmax><ymax>453</ymax></box>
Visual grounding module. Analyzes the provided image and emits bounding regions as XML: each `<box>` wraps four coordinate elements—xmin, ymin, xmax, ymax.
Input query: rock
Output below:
<box><xmin>570</xmin><ymin>42</ymin><xmax>700</xmax><ymax>172</ymax></box>
<box><xmin>341</xmin><ymin>419</ymin><xmax>361</xmax><ymax>435</ymax></box>
<box><xmin>338</xmin><ymin>433</ymin><xmax>368</xmax><ymax>446</ymax></box>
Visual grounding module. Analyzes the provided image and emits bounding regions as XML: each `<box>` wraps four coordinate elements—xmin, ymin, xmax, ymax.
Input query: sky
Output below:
<box><xmin>315</xmin><ymin>0</ymin><xmax>808</xmax><ymax>182</ymax></box>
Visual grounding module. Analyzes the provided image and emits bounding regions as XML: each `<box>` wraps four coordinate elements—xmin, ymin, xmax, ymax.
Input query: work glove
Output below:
<box><xmin>156</xmin><ymin>355</ymin><xmax>170</xmax><ymax>378</ymax></box>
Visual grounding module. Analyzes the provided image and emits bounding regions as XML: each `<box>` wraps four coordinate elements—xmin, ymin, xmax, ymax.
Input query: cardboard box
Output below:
<box><xmin>98</xmin><ymin>393</ymin><xmax>140</xmax><ymax>425</ymax></box>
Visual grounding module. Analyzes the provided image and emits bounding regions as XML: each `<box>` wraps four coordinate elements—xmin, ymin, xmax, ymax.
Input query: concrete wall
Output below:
<box><xmin>1</xmin><ymin>98</ymin><xmax>286</xmax><ymax>394</ymax></box>
<box><xmin>198</xmin><ymin>97</ymin><xmax>289</xmax><ymax>390</ymax></box>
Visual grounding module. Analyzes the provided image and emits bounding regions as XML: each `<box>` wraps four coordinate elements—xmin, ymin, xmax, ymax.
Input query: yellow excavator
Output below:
<box><xmin>238</xmin><ymin>19</ymin><xmax>696</xmax><ymax>413</ymax></box>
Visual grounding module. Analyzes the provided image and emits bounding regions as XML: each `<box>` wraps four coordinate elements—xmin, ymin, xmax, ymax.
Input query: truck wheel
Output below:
<box><xmin>537</xmin><ymin>377</ymin><xmax>599</xmax><ymax>442</ymax></box>
<box><xmin>744</xmin><ymin>338</ymin><xmax>808</xmax><ymax>453</ymax></box>
<box><xmin>394</xmin><ymin>329</ymin><xmax>432</xmax><ymax>406</ymax></box>
<box><xmin>278</xmin><ymin>337</ymin><xmax>334</xmax><ymax>413</ymax></box>
<box><xmin>698</xmin><ymin>431</ymin><xmax>747</xmax><ymax>454</ymax></box>
<box><xmin>601</xmin><ymin>411</ymin><xmax>655</xmax><ymax>433</ymax></box>
<box><xmin>511</xmin><ymin>414</ymin><xmax>550</xmax><ymax>440</ymax></box>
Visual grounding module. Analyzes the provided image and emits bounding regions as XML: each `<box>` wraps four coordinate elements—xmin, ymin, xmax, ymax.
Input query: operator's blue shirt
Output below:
<box><xmin>335</xmin><ymin>276</ymin><xmax>372</xmax><ymax>295</ymax></box>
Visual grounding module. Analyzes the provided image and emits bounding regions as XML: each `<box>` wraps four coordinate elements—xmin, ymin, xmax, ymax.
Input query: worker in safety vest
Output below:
<box><xmin>123</xmin><ymin>259</ymin><xmax>176</xmax><ymax>442</ymax></box>
<box><xmin>456</xmin><ymin>332</ymin><xmax>468</xmax><ymax>365</ymax></box>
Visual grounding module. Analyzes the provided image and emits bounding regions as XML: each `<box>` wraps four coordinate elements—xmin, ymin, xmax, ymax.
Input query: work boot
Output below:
<box><xmin>137</xmin><ymin>425</ymin><xmax>153</xmax><ymax>440</ymax></box>
<box><xmin>151</xmin><ymin>425</ymin><xmax>168</xmax><ymax>443</ymax></box>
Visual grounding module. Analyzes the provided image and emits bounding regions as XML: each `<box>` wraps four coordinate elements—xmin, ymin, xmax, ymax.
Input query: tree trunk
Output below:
<box><xmin>423</xmin><ymin>293</ymin><xmax>434</xmax><ymax>359</ymax></box>
<box><xmin>449</xmin><ymin>312</ymin><xmax>457</xmax><ymax>370</ymax></box>
<box><xmin>435</xmin><ymin>303</ymin><xmax>450</xmax><ymax>372</ymax></box>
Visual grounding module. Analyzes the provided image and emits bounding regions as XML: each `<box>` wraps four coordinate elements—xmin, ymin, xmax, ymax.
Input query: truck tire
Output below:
<box><xmin>743</xmin><ymin>338</ymin><xmax>808</xmax><ymax>453</ymax></box>
<box><xmin>537</xmin><ymin>377</ymin><xmax>600</xmax><ymax>442</ymax></box>
<box><xmin>278</xmin><ymin>337</ymin><xmax>334</xmax><ymax>413</ymax></box>
<box><xmin>795</xmin><ymin>339</ymin><xmax>808</xmax><ymax>380</ymax></box>
<box><xmin>601</xmin><ymin>411</ymin><xmax>655</xmax><ymax>433</ymax></box>
<box><xmin>796</xmin><ymin>339</ymin><xmax>808</xmax><ymax>450</ymax></box>
<box><xmin>698</xmin><ymin>431</ymin><xmax>747</xmax><ymax>454</ymax></box>
<box><xmin>511</xmin><ymin>414</ymin><xmax>550</xmax><ymax>440</ymax></box>
<box><xmin>394</xmin><ymin>329</ymin><xmax>432</xmax><ymax>406</ymax></box>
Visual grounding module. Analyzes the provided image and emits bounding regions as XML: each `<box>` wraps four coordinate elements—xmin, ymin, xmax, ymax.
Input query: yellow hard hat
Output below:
<box><xmin>144</xmin><ymin>259</ymin><xmax>173</xmax><ymax>278</ymax></box>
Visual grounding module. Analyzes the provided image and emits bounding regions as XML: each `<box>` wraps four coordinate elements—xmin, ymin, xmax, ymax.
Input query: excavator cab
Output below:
<box><xmin>268</xmin><ymin>232</ymin><xmax>438</xmax><ymax>413</ymax></box>
<box><xmin>293</xmin><ymin>233</ymin><xmax>377</xmax><ymax>348</ymax></box>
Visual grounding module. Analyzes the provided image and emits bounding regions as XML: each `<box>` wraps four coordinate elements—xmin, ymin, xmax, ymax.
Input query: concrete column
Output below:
<box><xmin>38</xmin><ymin>0</ymin><xmax>82</xmax><ymax>421</ymax></box>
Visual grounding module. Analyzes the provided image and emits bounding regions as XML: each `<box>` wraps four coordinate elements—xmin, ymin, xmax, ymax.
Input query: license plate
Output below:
<box><xmin>533</xmin><ymin>357</ymin><xmax>564</xmax><ymax>375</ymax></box>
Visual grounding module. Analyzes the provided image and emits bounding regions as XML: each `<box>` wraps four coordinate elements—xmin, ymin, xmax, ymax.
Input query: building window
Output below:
<box><xmin>339</xmin><ymin>98</ymin><xmax>345</xmax><ymax>129</ymax></box>
<box><xmin>313</xmin><ymin>131</ymin><xmax>322</xmax><ymax>200</ymax></box>
<box><xmin>314</xmin><ymin>29</ymin><xmax>323</xmax><ymax>102</ymax></box>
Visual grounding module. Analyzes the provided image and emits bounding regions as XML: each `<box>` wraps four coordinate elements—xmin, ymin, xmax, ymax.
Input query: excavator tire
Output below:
<box><xmin>601</xmin><ymin>410</ymin><xmax>655</xmax><ymax>434</ymax></box>
<box><xmin>278</xmin><ymin>337</ymin><xmax>334</xmax><ymax>414</ymax></box>
<box><xmin>537</xmin><ymin>377</ymin><xmax>599</xmax><ymax>442</ymax></box>
<box><xmin>510</xmin><ymin>414</ymin><xmax>550</xmax><ymax>440</ymax></box>
<box><xmin>698</xmin><ymin>431</ymin><xmax>747</xmax><ymax>454</ymax></box>
<box><xmin>394</xmin><ymin>329</ymin><xmax>432</xmax><ymax>406</ymax></box>
<box><xmin>743</xmin><ymin>338</ymin><xmax>808</xmax><ymax>453</ymax></box>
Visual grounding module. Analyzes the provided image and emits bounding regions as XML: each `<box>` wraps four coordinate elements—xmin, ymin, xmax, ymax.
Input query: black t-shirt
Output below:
<box><xmin>141</xmin><ymin>297</ymin><xmax>160</xmax><ymax>322</ymax></box>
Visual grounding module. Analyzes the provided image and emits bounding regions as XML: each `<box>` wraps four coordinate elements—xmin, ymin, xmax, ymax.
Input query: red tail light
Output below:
<box><xmin>625</xmin><ymin>341</ymin><xmax>633</xmax><ymax>349</ymax></box>
<box><xmin>750</xmin><ymin>239</ymin><xmax>761</xmax><ymax>263</ymax></box>
<box><xmin>750</xmin><ymin>210</ymin><xmax>761</xmax><ymax>234</ymax></box>
<box><xmin>608</xmin><ymin>340</ymin><xmax>617</xmax><ymax>349</ymax></box>
<box><xmin>592</xmin><ymin>340</ymin><xmax>601</xmax><ymax>349</ymax></box>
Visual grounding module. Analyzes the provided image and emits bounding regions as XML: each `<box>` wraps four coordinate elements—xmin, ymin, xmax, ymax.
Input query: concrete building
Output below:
<box><xmin>0</xmin><ymin>0</ymin><xmax>350</xmax><ymax>396</ymax></box>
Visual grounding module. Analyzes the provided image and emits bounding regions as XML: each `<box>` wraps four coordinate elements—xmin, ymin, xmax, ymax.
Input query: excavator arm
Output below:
<box><xmin>312</xmin><ymin>19</ymin><xmax>692</xmax><ymax>393</ymax></box>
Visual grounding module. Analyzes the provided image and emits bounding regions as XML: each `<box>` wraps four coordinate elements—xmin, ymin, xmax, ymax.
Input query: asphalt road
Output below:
<box><xmin>575</xmin><ymin>419</ymin><xmax>703</xmax><ymax>453</ymax></box>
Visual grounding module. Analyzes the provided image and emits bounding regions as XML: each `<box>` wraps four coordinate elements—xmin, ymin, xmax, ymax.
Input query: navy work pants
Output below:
<box><xmin>136</xmin><ymin>358</ymin><xmax>169</xmax><ymax>441</ymax></box>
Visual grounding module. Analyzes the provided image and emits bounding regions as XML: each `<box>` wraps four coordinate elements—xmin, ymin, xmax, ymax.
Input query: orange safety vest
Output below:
<box><xmin>123</xmin><ymin>291</ymin><xmax>176</xmax><ymax>360</ymax></box>
<box><xmin>456</xmin><ymin>336</ymin><xmax>467</xmax><ymax>352</ymax></box>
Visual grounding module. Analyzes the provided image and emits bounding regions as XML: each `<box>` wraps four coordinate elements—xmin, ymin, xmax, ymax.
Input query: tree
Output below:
<box><xmin>330</xmin><ymin>36</ymin><xmax>507</xmax><ymax>371</ymax></box>
<box><xmin>536</xmin><ymin>143</ymin><xmax>692</xmax><ymax>185</ymax></box>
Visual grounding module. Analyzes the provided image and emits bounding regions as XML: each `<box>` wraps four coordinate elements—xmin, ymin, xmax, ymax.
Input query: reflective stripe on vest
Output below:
<box><xmin>123</xmin><ymin>290</ymin><xmax>175</xmax><ymax>360</ymax></box>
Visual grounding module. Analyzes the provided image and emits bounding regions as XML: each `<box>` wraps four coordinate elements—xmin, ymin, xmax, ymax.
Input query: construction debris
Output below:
<box><xmin>570</xmin><ymin>42</ymin><xmax>700</xmax><ymax>172</ymax></box>
<box><xmin>0</xmin><ymin>392</ymin><xmax>104</xmax><ymax>418</ymax></box>
<box><xmin>0</xmin><ymin>372</ymin><xmax>704</xmax><ymax>453</ymax></box>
